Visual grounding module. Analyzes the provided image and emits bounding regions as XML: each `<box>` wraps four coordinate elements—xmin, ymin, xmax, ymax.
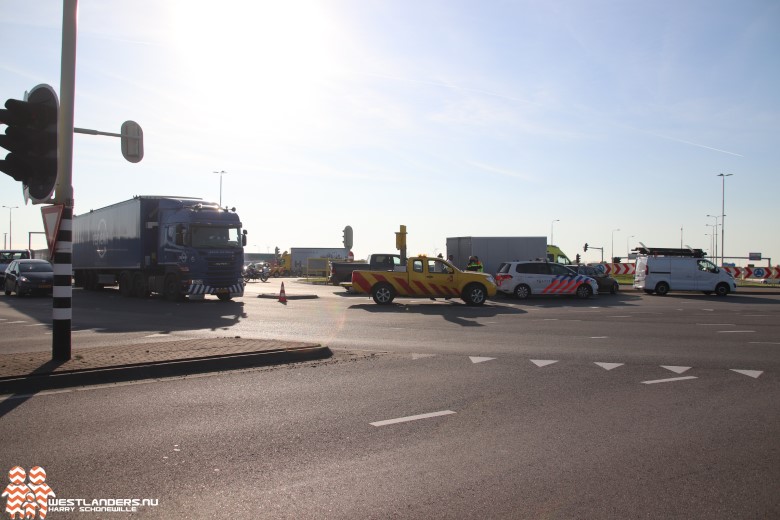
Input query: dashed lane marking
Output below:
<box><xmin>530</xmin><ymin>359</ymin><xmax>558</xmax><ymax>368</ymax></box>
<box><xmin>717</xmin><ymin>330</ymin><xmax>755</xmax><ymax>333</ymax></box>
<box><xmin>730</xmin><ymin>369</ymin><xmax>763</xmax><ymax>379</ymax></box>
<box><xmin>470</xmin><ymin>356</ymin><xmax>495</xmax><ymax>364</ymax></box>
<box><xmin>661</xmin><ymin>366</ymin><xmax>691</xmax><ymax>374</ymax></box>
<box><xmin>370</xmin><ymin>410</ymin><xmax>456</xmax><ymax>427</ymax></box>
<box><xmin>642</xmin><ymin>376</ymin><xmax>698</xmax><ymax>385</ymax></box>
<box><xmin>594</xmin><ymin>362</ymin><xmax>624</xmax><ymax>371</ymax></box>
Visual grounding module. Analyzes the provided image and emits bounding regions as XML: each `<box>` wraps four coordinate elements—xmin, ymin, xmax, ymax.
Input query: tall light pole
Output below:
<box><xmin>213</xmin><ymin>170</ymin><xmax>227</xmax><ymax>207</ymax></box>
<box><xmin>626</xmin><ymin>235</ymin><xmax>635</xmax><ymax>257</ymax></box>
<box><xmin>550</xmin><ymin>219</ymin><xmax>560</xmax><ymax>246</ymax></box>
<box><xmin>718</xmin><ymin>173</ymin><xmax>733</xmax><ymax>266</ymax></box>
<box><xmin>611</xmin><ymin>228</ymin><xmax>620</xmax><ymax>262</ymax></box>
<box><xmin>2</xmin><ymin>205</ymin><xmax>18</xmax><ymax>249</ymax></box>
<box><xmin>705</xmin><ymin>224</ymin><xmax>716</xmax><ymax>257</ymax></box>
<box><xmin>706</xmin><ymin>214</ymin><xmax>719</xmax><ymax>262</ymax></box>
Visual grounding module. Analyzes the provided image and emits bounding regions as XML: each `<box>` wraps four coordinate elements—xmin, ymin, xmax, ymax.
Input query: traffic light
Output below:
<box><xmin>343</xmin><ymin>225</ymin><xmax>353</xmax><ymax>250</ymax></box>
<box><xmin>0</xmin><ymin>85</ymin><xmax>59</xmax><ymax>203</ymax></box>
<box><xmin>575</xmin><ymin>253</ymin><xmax>581</xmax><ymax>264</ymax></box>
<box><xmin>583</xmin><ymin>243</ymin><xmax>588</xmax><ymax>252</ymax></box>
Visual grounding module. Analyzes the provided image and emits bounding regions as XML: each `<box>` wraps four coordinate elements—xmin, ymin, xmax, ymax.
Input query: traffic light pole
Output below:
<box><xmin>51</xmin><ymin>0</ymin><xmax>78</xmax><ymax>361</ymax></box>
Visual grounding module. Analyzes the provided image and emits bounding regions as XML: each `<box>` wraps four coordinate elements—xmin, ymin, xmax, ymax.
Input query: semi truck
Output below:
<box><xmin>447</xmin><ymin>236</ymin><xmax>573</xmax><ymax>275</ymax></box>
<box><xmin>73</xmin><ymin>196</ymin><xmax>247</xmax><ymax>301</ymax></box>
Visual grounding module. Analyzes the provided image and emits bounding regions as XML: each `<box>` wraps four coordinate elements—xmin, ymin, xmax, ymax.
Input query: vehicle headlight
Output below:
<box><xmin>20</xmin><ymin>276</ymin><xmax>30</xmax><ymax>283</ymax></box>
<box><xmin>486</xmin><ymin>275</ymin><xmax>495</xmax><ymax>284</ymax></box>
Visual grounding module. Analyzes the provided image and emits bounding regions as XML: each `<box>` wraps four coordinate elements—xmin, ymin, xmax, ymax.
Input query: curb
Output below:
<box><xmin>0</xmin><ymin>345</ymin><xmax>331</xmax><ymax>395</ymax></box>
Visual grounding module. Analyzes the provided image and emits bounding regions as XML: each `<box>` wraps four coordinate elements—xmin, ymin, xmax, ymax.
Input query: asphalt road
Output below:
<box><xmin>1</xmin><ymin>281</ymin><xmax>778</xmax><ymax>518</ymax></box>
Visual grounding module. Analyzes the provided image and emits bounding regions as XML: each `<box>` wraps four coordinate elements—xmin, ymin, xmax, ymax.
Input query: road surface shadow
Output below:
<box><xmin>350</xmin><ymin>301</ymin><xmax>524</xmax><ymax>327</ymax></box>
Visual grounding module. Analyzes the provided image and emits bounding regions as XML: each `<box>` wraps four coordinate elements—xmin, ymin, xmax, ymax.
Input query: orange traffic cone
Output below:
<box><xmin>278</xmin><ymin>282</ymin><xmax>287</xmax><ymax>304</ymax></box>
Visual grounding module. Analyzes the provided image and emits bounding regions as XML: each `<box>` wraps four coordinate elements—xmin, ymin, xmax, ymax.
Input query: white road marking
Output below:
<box><xmin>594</xmin><ymin>362</ymin><xmax>624</xmax><ymax>371</ymax></box>
<box><xmin>661</xmin><ymin>366</ymin><xmax>691</xmax><ymax>374</ymax></box>
<box><xmin>642</xmin><ymin>376</ymin><xmax>698</xmax><ymax>385</ymax></box>
<box><xmin>590</xmin><ymin>336</ymin><xmax>608</xmax><ymax>339</ymax></box>
<box><xmin>749</xmin><ymin>341</ymin><xmax>780</xmax><ymax>345</ymax></box>
<box><xmin>470</xmin><ymin>356</ymin><xmax>495</xmax><ymax>364</ymax></box>
<box><xmin>730</xmin><ymin>369</ymin><xmax>763</xmax><ymax>379</ymax></box>
<box><xmin>697</xmin><ymin>323</ymin><xmax>735</xmax><ymax>326</ymax></box>
<box><xmin>609</xmin><ymin>316</ymin><xmax>631</xmax><ymax>318</ymax></box>
<box><xmin>530</xmin><ymin>359</ymin><xmax>558</xmax><ymax>368</ymax></box>
<box><xmin>145</xmin><ymin>333</ymin><xmax>172</xmax><ymax>338</ymax></box>
<box><xmin>370</xmin><ymin>410</ymin><xmax>456</xmax><ymax>427</ymax></box>
<box><xmin>717</xmin><ymin>330</ymin><xmax>755</xmax><ymax>333</ymax></box>
<box><xmin>4</xmin><ymin>321</ymin><xmax>27</xmax><ymax>324</ymax></box>
<box><xmin>24</xmin><ymin>324</ymin><xmax>47</xmax><ymax>327</ymax></box>
<box><xmin>411</xmin><ymin>353</ymin><xmax>436</xmax><ymax>360</ymax></box>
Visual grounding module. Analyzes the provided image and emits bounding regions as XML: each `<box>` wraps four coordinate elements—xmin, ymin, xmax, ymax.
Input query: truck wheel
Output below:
<box><xmin>372</xmin><ymin>283</ymin><xmax>395</xmax><ymax>304</ymax></box>
<box><xmin>575</xmin><ymin>283</ymin><xmax>593</xmax><ymax>299</ymax></box>
<box><xmin>463</xmin><ymin>283</ymin><xmax>488</xmax><ymax>306</ymax></box>
<box><xmin>715</xmin><ymin>283</ymin><xmax>730</xmax><ymax>297</ymax></box>
<box><xmin>514</xmin><ymin>284</ymin><xmax>531</xmax><ymax>300</ymax></box>
<box><xmin>655</xmin><ymin>282</ymin><xmax>670</xmax><ymax>296</ymax></box>
<box><xmin>132</xmin><ymin>273</ymin><xmax>149</xmax><ymax>298</ymax></box>
<box><xmin>217</xmin><ymin>294</ymin><xmax>232</xmax><ymax>302</ymax></box>
<box><xmin>119</xmin><ymin>272</ymin><xmax>133</xmax><ymax>297</ymax></box>
<box><xmin>164</xmin><ymin>274</ymin><xmax>183</xmax><ymax>302</ymax></box>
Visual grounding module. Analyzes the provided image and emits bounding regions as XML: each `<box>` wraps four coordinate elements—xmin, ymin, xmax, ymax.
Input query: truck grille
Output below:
<box><xmin>207</xmin><ymin>255</ymin><xmax>239</xmax><ymax>285</ymax></box>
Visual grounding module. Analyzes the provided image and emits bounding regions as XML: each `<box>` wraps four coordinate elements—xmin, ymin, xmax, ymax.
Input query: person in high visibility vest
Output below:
<box><xmin>466</xmin><ymin>256</ymin><xmax>484</xmax><ymax>272</ymax></box>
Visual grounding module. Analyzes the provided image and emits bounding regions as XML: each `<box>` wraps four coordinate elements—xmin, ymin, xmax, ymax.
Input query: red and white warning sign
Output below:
<box><xmin>41</xmin><ymin>204</ymin><xmax>64</xmax><ymax>258</ymax></box>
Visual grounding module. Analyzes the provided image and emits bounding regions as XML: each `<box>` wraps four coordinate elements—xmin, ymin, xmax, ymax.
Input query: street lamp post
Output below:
<box><xmin>705</xmin><ymin>224</ymin><xmax>716</xmax><ymax>257</ymax></box>
<box><xmin>611</xmin><ymin>228</ymin><xmax>620</xmax><ymax>262</ymax></box>
<box><xmin>550</xmin><ymin>219</ymin><xmax>560</xmax><ymax>246</ymax></box>
<box><xmin>626</xmin><ymin>235</ymin><xmax>635</xmax><ymax>257</ymax></box>
<box><xmin>2</xmin><ymin>205</ymin><xmax>19</xmax><ymax>249</ymax></box>
<box><xmin>706</xmin><ymin>214</ymin><xmax>720</xmax><ymax>262</ymax></box>
<box><xmin>718</xmin><ymin>173</ymin><xmax>733</xmax><ymax>266</ymax></box>
<box><xmin>213</xmin><ymin>170</ymin><xmax>227</xmax><ymax>207</ymax></box>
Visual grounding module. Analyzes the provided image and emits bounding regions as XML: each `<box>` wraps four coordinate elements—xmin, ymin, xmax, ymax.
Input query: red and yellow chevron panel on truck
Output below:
<box><xmin>351</xmin><ymin>256</ymin><xmax>497</xmax><ymax>306</ymax></box>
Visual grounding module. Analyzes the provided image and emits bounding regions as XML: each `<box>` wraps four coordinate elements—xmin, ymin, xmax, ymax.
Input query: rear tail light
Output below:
<box><xmin>645</xmin><ymin>265</ymin><xmax>649</xmax><ymax>275</ymax></box>
<box><xmin>495</xmin><ymin>274</ymin><xmax>512</xmax><ymax>285</ymax></box>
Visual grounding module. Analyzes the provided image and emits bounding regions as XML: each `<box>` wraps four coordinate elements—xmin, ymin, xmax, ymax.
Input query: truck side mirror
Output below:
<box><xmin>242</xmin><ymin>229</ymin><xmax>247</xmax><ymax>247</ymax></box>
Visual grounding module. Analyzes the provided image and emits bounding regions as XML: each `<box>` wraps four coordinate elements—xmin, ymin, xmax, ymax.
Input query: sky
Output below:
<box><xmin>1</xmin><ymin>0</ymin><xmax>778</xmax><ymax>267</ymax></box>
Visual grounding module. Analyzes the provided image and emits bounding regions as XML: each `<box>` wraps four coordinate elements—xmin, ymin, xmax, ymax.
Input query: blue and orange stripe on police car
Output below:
<box><xmin>541</xmin><ymin>275</ymin><xmax>586</xmax><ymax>294</ymax></box>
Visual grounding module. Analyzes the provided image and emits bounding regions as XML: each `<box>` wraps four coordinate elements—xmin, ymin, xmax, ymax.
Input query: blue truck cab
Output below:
<box><xmin>73</xmin><ymin>196</ymin><xmax>246</xmax><ymax>301</ymax></box>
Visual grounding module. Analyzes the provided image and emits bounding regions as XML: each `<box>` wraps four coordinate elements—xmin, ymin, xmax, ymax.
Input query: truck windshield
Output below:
<box><xmin>190</xmin><ymin>226</ymin><xmax>242</xmax><ymax>248</ymax></box>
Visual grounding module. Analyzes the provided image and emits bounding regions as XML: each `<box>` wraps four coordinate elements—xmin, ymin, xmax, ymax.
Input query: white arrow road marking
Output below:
<box><xmin>411</xmin><ymin>353</ymin><xmax>436</xmax><ymax>360</ymax></box>
<box><xmin>370</xmin><ymin>410</ymin><xmax>456</xmax><ymax>427</ymax></box>
<box><xmin>594</xmin><ymin>362</ymin><xmax>624</xmax><ymax>371</ymax></box>
<box><xmin>470</xmin><ymin>356</ymin><xmax>496</xmax><ymax>364</ymax></box>
<box><xmin>642</xmin><ymin>376</ymin><xmax>698</xmax><ymax>385</ymax></box>
<box><xmin>530</xmin><ymin>360</ymin><xmax>558</xmax><ymax>368</ymax></box>
<box><xmin>730</xmin><ymin>369</ymin><xmax>763</xmax><ymax>379</ymax></box>
<box><xmin>661</xmin><ymin>366</ymin><xmax>691</xmax><ymax>374</ymax></box>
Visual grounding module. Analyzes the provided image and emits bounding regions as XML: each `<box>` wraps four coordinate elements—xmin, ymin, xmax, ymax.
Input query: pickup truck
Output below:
<box><xmin>329</xmin><ymin>253</ymin><xmax>402</xmax><ymax>285</ymax></box>
<box><xmin>351</xmin><ymin>255</ymin><xmax>497</xmax><ymax>306</ymax></box>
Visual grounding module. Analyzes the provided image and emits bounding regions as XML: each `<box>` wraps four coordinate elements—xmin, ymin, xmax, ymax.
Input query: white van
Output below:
<box><xmin>634</xmin><ymin>255</ymin><xmax>736</xmax><ymax>296</ymax></box>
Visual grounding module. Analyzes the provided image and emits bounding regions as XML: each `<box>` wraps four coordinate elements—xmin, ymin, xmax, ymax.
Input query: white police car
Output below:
<box><xmin>495</xmin><ymin>261</ymin><xmax>599</xmax><ymax>299</ymax></box>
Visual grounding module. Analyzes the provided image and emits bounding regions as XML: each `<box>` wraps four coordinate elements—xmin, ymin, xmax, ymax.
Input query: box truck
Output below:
<box><xmin>446</xmin><ymin>236</ymin><xmax>548</xmax><ymax>276</ymax></box>
<box><xmin>73</xmin><ymin>196</ymin><xmax>246</xmax><ymax>301</ymax></box>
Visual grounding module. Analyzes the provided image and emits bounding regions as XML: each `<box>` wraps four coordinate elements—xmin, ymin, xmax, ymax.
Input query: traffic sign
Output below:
<box><xmin>41</xmin><ymin>204</ymin><xmax>64</xmax><ymax>258</ymax></box>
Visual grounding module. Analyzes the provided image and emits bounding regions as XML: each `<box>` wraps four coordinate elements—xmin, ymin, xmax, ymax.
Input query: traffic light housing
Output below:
<box><xmin>0</xmin><ymin>85</ymin><xmax>59</xmax><ymax>203</ymax></box>
<box><xmin>343</xmin><ymin>225</ymin><xmax>353</xmax><ymax>250</ymax></box>
<box><xmin>575</xmin><ymin>253</ymin><xmax>581</xmax><ymax>264</ymax></box>
<box><xmin>583</xmin><ymin>242</ymin><xmax>589</xmax><ymax>252</ymax></box>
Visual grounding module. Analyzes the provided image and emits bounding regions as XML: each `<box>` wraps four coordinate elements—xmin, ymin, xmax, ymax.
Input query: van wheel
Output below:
<box><xmin>715</xmin><ymin>283</ymin><xmax>730</xmax><ymax>297</ymax></box>
<box><xmin>372</xmin><ymin>283</ymin><xmax>395</xmax><ymax>304</ymax></box>
<box><xmin>463</xmin><ymin>283</ymin><xmax>487</xmax><ymax>306</ymax></box>
<box><xmin>514</xmin><ymin>284</ymin><xmax>531</xmax><ymax>299</ymax></box>
<box><xmin>655</xmin><ymin>282</ymin><xmax>670</xmax><ymax>296</ymax></box>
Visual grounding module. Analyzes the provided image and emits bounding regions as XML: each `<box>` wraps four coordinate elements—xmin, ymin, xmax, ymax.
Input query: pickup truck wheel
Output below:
<box><xmin>463</xmin><ymin>283</ymin><xmax>487</xmax><ymax>306</ymax></box>
<box><xmin>655</xmin><ymin>282</ymin><xmax>670</xmax><ymax>296</ymax></box>
<box><xmin>372</xmin><ymin>283</ymin><xmax>395</xmax><ymax>304</ymax></box>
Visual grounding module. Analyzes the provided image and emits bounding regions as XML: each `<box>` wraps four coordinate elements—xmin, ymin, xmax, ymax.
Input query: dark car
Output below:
<box><xmin>0</xmin><ymin>249</ymin><xmax>32</xmax><ymax>284</ymax></box>
<box><xmin>574</xmin><ymin>264</ymin><xmax>619</xmax><ymax>294</ymax></box>
<box><xmin>3</xmin><ymin>259</ymin><xmax>54</xmax><ymax>296</ymax></box>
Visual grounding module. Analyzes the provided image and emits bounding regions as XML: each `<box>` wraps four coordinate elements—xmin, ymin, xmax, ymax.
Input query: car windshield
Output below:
<box><xmin>19</xmin><ymin>263</ymin><xmax>52</xmax><ymax>273</ymax></box>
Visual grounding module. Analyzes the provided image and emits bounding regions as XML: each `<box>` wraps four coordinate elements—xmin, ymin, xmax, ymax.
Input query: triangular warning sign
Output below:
<box><xmin>41</xmin><ymin>204</ymin><xmax>64</xmax><ymax>258</ymax></box>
